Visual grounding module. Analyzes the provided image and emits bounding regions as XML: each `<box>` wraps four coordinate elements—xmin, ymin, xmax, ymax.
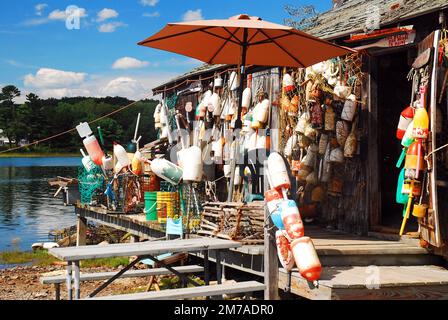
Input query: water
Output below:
<box><xmin>0</xmin><ymin>157</ymin><xmax>81</xmax><ymax>252</ymax></box>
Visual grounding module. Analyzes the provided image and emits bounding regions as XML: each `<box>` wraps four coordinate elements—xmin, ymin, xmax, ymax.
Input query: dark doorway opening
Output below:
<box><xmin>377</xmin><ymin>50</ymin><xmax>418</xmax><ymax>231</ymax></box>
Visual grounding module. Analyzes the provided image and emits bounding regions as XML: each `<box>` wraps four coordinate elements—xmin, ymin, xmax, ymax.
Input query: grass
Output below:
<box><xmin>0</xmin><ymin>250</ymin><xmax>58</xmax><ymax>266</ymax></box>
<box><xmin>0</xmin><ymin>250</ymin><xmax>130</xmax><ymax>268</ymax></box>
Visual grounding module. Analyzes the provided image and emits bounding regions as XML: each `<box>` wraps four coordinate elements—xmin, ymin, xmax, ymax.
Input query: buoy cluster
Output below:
<box><xmin>267</xmin><ymin>153</ymin><xmax>322</xmax><ymax>284</ymax></box>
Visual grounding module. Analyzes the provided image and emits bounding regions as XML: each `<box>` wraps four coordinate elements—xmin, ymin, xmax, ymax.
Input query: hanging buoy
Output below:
<box><xmin>76</xmin><ymin>122</ymin><xmax>105</xmax><ymax>166</ymax></box>
<box><xmin>210</xmin><ymin>93</ymin><xmax>222</xmax><ymax>116</ymax></box>
<box><xmin>284</xmin><ymin>135</ymin><xmax>298</xmax><ymax>157</ymax></box>
<box><xmin>131</xmin><ymin>151</ymin><xmax>143</xmax><ymax>175</ymax></box>
<box><xmin>182</xmin><ymin>146</ymin><xmax>203</xmax><ymax>182</ymax></box>
<box><xmin>310</xmin><ymin>102</ymin><xmax>324</xmax><ymax>129</ymax></box>
<box><xmin>413</xmin><ymin>106</ymin><xmax>429</xmax><ymax>140</ymax></box>
<box><xmin>276</xmin><ymin>231</ymin><xmax>295</xmax><ymax>271</ymax></box>
<box><xmin>229</xmin><ymin>71</ymin><xmax>239</xmax><ymax>91</ymax></box>
<box><xmin>330</xmin><ymin>148</ymin><xmax>344</xmax><ymax>164</ymax></box>
<box><xmin>404</xmin><ymin>141</ymin><xmax>425</xmax><ymax>181</ymax></box>
<box><xmin>341</xmin><ymin>98</ymin><xmax>357</xmax><ymax>122</ymax></box>
<box><xmin>336</xmin><ymin>121</ymin><xmax>349</xmax><ymax>148</ymax></box>
<box><xmin>80</xmin><ymin>149</ymin><xmax>95</xmax><ymax>172</ymax></box>
<box><xmin>396</xmin><ymin>106</ymin><xmax>414</xmax><ymax>140</ymax></box>
<box><xmin>242</xmin><ymin>87</ymin><xmax>252</xmax><ymax>110</ymax></box>
<box><xmin>280</xmin><ymin>200</ymin><xmax>305</xmax><ymax>240</ymax></box>
<box><xmin>214</xmin><ymin>77</ymin><xmax>223</xmax><ymax>88</ymax></box>
<box><xmin>289</xmin><ymin>95</ymin><xmax>300</xmax><ymax>116</ymax></box>
<box><xmin>255</xmin><ymin>99</ymin><xmax>270</xmax><ymax>124</ymax></box>
<box><xmin>324</xmin><ymin>106</ymin><xmax>336</xmax><ymax>131</ymax></box>
<box><xmin>113</xmin><ymin>142</ymin><xmax>131</xmax><ymax>168</ymax></box>
<box><xmin>291</xmin><ymin>237</ymin><xmax>322</xmax><ymax>283</ymax></box>
<box><xmin>154</xmin><ymin>103</ymin><xmax>162</xmax><ymax>129</ymax></box>
<box><xmin>268</xmin><ymin>153</ymin><xmax>291</xmax><ymax>191</ymax></box>
<box><xmin>283</xmin><ymin>73</ymin><xmax>295</xmax><ymax>93</ymax></box>
<box><xmin>296</xmin><ymin>112</ymin><xmax>310</xmax><ymax>134</ymax></box>
<box><xmin>396</xmin><ymin>121</ymin><xmax>415</xmax><ymax>168</ymax></box>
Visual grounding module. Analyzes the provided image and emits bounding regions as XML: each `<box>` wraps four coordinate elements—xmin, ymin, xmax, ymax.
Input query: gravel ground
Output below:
<box><xmin>0</xmin><ymin>265</ymin><xmax>164</xmax><ymax>300</ymax></box>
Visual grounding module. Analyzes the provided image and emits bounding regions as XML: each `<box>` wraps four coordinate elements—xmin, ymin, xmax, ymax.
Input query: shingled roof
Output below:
<box><xmin>152</xmin><ymin>64</ymin><xmax>229</xmax><ymax>93</ymax></box>
<box><xmin>306</xmin><ymin>0</ymin><xmax>448</xmax><ymax>40</ymax></box>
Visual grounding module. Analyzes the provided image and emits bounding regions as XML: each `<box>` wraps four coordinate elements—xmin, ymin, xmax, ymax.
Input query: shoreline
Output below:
<box><xmin>0</xmin><ymin>153</ymin><xmax>79</xmax><ymax>158</ymax></box>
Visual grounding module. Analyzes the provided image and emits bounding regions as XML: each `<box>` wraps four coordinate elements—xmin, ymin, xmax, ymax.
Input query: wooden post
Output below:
<box><xmin>76</xmin><ymin>215</ymin><xmax>88</xmax><ymax>247</ymax></box>
<box><xmin>263</xmin><ymin>162</ymin><xmax>279</xmax><ymax>300</ymax></box>
<box><xmin>367</xmin><ymin>56</ymin><xmax>381</xmax><ymax>229</ymax></box>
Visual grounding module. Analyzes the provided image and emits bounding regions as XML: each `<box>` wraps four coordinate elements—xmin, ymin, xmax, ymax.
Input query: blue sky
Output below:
<box><xmin>0</xmin><ymin>0</ymin><xmax>333</xmax><ymax>101</ymax></box>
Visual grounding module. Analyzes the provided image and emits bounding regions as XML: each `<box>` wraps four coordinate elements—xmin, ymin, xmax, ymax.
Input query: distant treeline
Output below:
<box><xmin>0</xmin><ymin>85</ymin><xmax>159</xmax><ymax>153</ymax></box>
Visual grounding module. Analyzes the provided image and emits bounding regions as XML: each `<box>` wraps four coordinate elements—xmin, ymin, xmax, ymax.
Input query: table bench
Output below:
<box><xmin>88</xmin><ymin>281</ymin><xmax>266</xmax><ymax>300</ymax></box>
<box><xmin>40</xmin><ymin>265</ymin><xmax>204</xmax><ymax>300</ymax></box>
<box><xmin>48</xmin><ymin>238</ymin><xmax>243</xmax><ymax>300</ymax></box>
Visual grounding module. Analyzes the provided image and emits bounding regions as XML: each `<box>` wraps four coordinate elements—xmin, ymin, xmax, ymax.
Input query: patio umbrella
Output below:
<box><xmin>138</xmin><ymin>14</ymin><xmax>355</xmax><ymax>200</ymax></box>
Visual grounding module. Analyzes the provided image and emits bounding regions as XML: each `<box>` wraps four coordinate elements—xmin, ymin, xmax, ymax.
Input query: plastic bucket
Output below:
<box><xmin>145</xmin><ymin>192</ymin><xmax>158</xmax><ymax>221</ymax></box>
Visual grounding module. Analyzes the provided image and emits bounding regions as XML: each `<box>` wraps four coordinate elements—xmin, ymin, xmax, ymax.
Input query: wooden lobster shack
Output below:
<box><xmin>148</xmin><ymin>0</ymin><xmax>448</xmax><ymax>300</ymax></box>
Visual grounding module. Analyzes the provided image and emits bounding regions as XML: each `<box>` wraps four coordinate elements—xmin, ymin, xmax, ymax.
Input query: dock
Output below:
<box><xmin>74</xmin><ymin>205</ymin><xmax>448</xmax><ymax>300</ymax></box>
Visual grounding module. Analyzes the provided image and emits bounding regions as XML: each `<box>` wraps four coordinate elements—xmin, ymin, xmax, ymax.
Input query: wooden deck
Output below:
<box><xmin>279</xmin><ymin>266</ymin><xmax>448</xmax><ymax>300</ymax></box>
<box><xmin>279</xmin><ymin>227</ymin><xmax>448</xmax><ymax>300</ymax></box>
<box><xmin>75</xmin><ymin>205</ymin><xmax>448</xmax><ymax>300</ymax></box>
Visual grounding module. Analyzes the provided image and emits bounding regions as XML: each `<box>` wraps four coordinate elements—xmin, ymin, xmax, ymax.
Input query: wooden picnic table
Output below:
<box><xmin>48</xmin><ymin>238</ymin><xmax>242</xmax><ymax>300</ymax></box>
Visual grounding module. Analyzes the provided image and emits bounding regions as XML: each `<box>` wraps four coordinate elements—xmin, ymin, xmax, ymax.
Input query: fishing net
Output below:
<box><xmin>78</xmin><ymin>165</ymin><xmax>105</xmax><ymax>205</ymax></box>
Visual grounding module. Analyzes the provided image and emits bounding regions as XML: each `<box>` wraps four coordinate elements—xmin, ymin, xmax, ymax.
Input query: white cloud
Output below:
<box><xmin>182</xmin><ymin>9</ymin><xmax>203</xmax><ymax>22</ymax></box>
<box><xmin>24</xmin><ymin>7</ymin><xmax>87</xmax><ymax>25</ymax></box>
<box><xmin>48</xmin><ymin>8</ymin><xmax>87</xmax><ymax>21</ymax></box>
<box><xmin>24</xmin><ymin>68</ymin><xmax>87</xmax><ymax>89</ymax></box>
<box><xmin>143</xmin><ymin>11</ymin><xmax>160</xmax><ymax>18</ymax></box>
<box><xmin>35</xmin><ymin>3</ymin><xmax>48</xmax><ymax>16</ymax></box>
<box><xmin>140</xmin><ymin>0</ymin><xmax>159</xmax><ymax>7</ymax></box>
<box><xmin>112</xmin><ymin>57</ymin><xmax>149</xmax><ymax>70</ymax></box>
<box><xmin>98</xmin><ymin>22</ymin><xmax>126</xmax><ymax>33</ymax></box>
<box><xmin>99</xmin><ymin>77</ymin><xmax>147</xmax><ymax>99</ymax></box>
<box><xmin>39</xmin><ymin>88</ymin><xmax>91</xmax><ymax>99</ymax></box>
<box><xmin>97</xmin><ymin>8</ymin><xmax>119</xmax><ymax>22</ymax></box>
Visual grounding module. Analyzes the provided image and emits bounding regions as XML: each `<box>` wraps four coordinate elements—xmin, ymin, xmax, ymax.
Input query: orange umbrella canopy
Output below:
<box><xmin>138</xmin><ymin>14</ymin><xmax>355</xmax><ymax>68</ymax></box>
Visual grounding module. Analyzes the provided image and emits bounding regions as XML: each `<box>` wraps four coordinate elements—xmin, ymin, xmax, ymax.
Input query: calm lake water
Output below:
<box><xmin>0</xmin><ymin>157</ymin><xmax>81</xmax><ymax>252</ymax></box>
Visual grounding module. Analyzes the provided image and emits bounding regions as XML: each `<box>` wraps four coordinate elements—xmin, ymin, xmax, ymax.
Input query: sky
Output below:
<box><xmin>0</xmin><ymin>0</ymin><xmax>333</xmax><ymax>102</ymax></box>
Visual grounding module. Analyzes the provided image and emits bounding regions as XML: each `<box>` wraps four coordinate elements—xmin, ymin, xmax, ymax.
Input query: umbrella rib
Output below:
<box><xmin>200</xmin><ymin>29</ymin><xmax>241</xmax><ymax>46</ymax></box>
<box><xmin>138</xmin><ymin>26</ymin><xmax>214</xmax><ymax>45</ymax></box>
<box><xmin>257</xmin><ymin>29</ymin><xmax>305</xmax><ymax>67</ymax></box>
<box><xmin>207</xmin><ymin>28</ymin><xmax>241</xmax><ymax>64</ymax></box>
<box><xmin>222</xmin><ymin>27</ymin><xmax>244</xmax><ymax>45</ymax></box>
<box><xmin>247</xmin><ymin>29</ymin><xmax>261</xmax><ymax>44</ymax></box>
<box><xmin>250</xmin><ymin>31</ymin><xmax>291</xmax><ymax>46</ymax></box>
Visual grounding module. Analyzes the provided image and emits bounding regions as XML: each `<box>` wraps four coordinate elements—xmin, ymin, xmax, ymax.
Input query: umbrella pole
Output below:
<box><xmin>227</xmin><ymin>29</ymin><xmax>248</xmax><ymax>202</ymax></box>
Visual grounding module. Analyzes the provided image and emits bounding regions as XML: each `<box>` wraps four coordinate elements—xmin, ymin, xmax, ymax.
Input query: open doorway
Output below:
<box><xmin>377</xmin><ymin>50</ymin><xmax>418</xmax><ymax>231</ymax></box>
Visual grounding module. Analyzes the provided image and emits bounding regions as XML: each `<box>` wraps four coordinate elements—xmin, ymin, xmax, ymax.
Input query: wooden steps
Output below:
<box><xmin>279</xmin><ymin>266</ymin><xmax>448</xmax><ymax>300</ymax></box>
<box><xmin>308</xmin><ymin>227</ymin><xmax>441</xmax><ymax>267</ymax></box>
<box><xmin>88</xmin><ymin>281</ymin><xmax>266</xmax><ymax>300</ymax></box>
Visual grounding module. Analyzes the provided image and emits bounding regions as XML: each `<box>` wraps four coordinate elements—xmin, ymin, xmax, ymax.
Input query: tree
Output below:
<box><xmin>0</xmin><ymin>85</ymin><xmax>21</xmax><ymax>147</ymax></box>
<box><xmin>25</xmin><ymin>93</ymin><xmax>45</xmax><ymax>142</ymax></box>
<box><xmin>284</xmin><ymin>3</ymin><xmax>320</xmax><ymax>30</ymax></box>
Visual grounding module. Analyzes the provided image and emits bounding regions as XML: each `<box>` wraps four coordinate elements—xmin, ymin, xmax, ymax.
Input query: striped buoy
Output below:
<box><xmin>396</xmin><ymin>106</ymin><xmax>414</xmax><ymax>140</ymax></box>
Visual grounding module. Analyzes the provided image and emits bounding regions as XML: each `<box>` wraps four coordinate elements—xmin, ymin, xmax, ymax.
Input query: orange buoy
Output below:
<box><xmin>291</xmin><ymin>237</ymin><xmax>322</xmax><ymax>283</ymax></box>
<box><xmin>404</xmin><ymin>141</ymin><xmax>425</xmax><ymax>180</ymax></box>
<box><xmin>276</xmin><ymin>231</ymin><xmax>295</xmax><ymax>271</ymax></box>
<box><xmin>280</xmin><ymin>200</ymin><xmax>305</xmax><ymax>240</ymax></box>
